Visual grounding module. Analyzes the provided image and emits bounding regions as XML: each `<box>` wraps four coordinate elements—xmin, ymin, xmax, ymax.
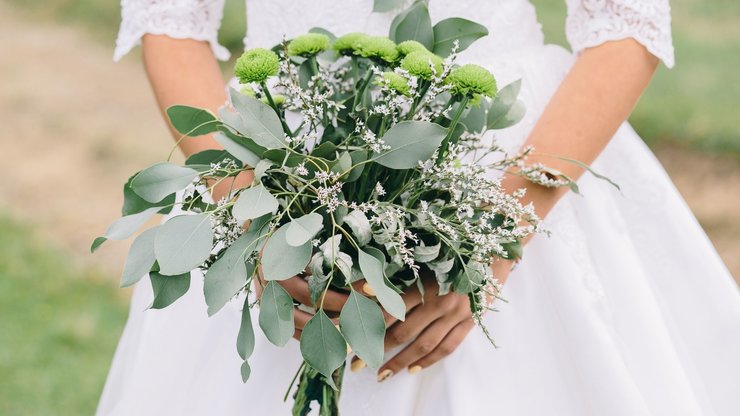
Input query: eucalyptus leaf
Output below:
<box><xmin>286</xmin><ymin>213</ymin><xmax>324</xmax><ymax>247</ymax></box>
<box><xmin>130</xmin><ymin>162</ymin><xmax>199</xmax><ymax>203</ymax></box>
<box><xmin>263</xmin><ymin>148</ymin><xmax>305</xmax><ymax>167</ymax></box>
<box><xmin>184</xmin><ymin>149</ymin><xmax>242</xmax><ymax>173</ymax></box>
<box><xmin>228</xmin><ymin>88</ymin><xmax>288</xmax><ymax>149</ymax></box>
<box><xmin>237</xmin><ymin>296</ymin><xmax>256</xmax><ymax>360</ymax></box>
<box><xmin>214</xmin><ymin>130</ymin><xmax>262</xmax><ymax>167</ymax></box>
<box><xmin>389</xmin><ymin>1</ymin><xmax>434</xmax><ymax>50</ymax></box>
<box><xmin>91</xmin><ymin>206</ymin><xmax>161</xmax><ymax>252</ymax></box>
<box><xmin>232</xmin><ymin>185</ymin><xmax>279</xmax><ymax>223</ymax></box>
<box><xmin>340</xmin><ymin>292</ymin><xmax>386</xmax><ymax>368</ymax></box>
<box><xmin>346</xmin><ymin>150</ymin><xmax>367</xmax><ymax>182</ymax></box>
<box><xmin>432</xmin><ymin>18</ymin><xmax>488</xmax><ymax>57</ymax></box>
<box><xmin>120</xmin><ymin>227</ymin><xmax>158</xmax><ymax>287</ymax></box>
<box><xmin>122</xmin><ymin>174</ymin><xmax>175</xmax><ymax>216</ymax></box>
<box><xmin>149</xmin><ymin>271</ymin><xmax>191</xmax><ymax>309</ymax></box>
<box><xmin>357</xmin><ymin>247</ymin><xmax>406</xmax><ymax>320</ymax></box>
<box><xmin>373</xmin><ymin>121</ymin><xmax>447</xmax><ymax>169</ymax></box>
<box><xmin>154</xmin><ymin>214</ymin><xmax>214</xmax><ymax>275</ymax></box>
<box><xmin>258</xmin><ymin>281</ymin><xmax>295</xmax><ymax>347</ymax></box>
<box><xmin>373</xmin><ymin>0</ymin><xmax>404</xmax><ymax>12</ymax></box>
<box><xmin>487</xmin><ymin>79</ymin><xmax>526</xmax><ymax>130</ymax></box>
<box><xmin>253</xmin><ymin>159</ymin><xmax>274</xmax><ymax>182</ymax></box>
<box><xmin>240</xmin><ymin>360</ymin><xmax>251</xmax><ymax>383</ymax></box>
<box><xmin>342</xmin><ymin>210</ymin><xmax>372</xmax><ymax>246</ymax></box>
<box><xmin>166</xmin><ymin>105</ymin><xmax>220</xmax><ymax>136</ymax></box>
<box><xmin>261</xmin><ymin>223</ymin><xmax>312</xmax><ymax>281</ymax></box>
<box><xmin>330</xmin><ymin>151</ymin><xmax>353</xmax><ymax>178</ymax></box>
<box><xmin>300</xmin><ymin>310</ymin><xmax>347</xmax><ymax>381</ymax></box>
<box><xmin>204</xmin><ymin>232</ymin><xmax>258</xmax><ymax>316</ymax></box>
<box><xmin>414</xmin><ymin>242</ymin><xmax>440</xmax><ymax>262</ymax></box>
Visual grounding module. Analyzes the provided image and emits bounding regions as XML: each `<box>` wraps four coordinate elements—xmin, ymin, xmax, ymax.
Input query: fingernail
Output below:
<box><xmin>408</xmin><ymin>365</ymin><xmax>422</xmax><ymax>374</ymax></box>
<box><xmin>377</xmin><ymin>369</ymin><xmax>393</xmax><ymax>382</ymax></box>
<box><xmin>362</xmin><ymin>282</ymin><xmax>376</xmax><ymax>297</ymax></box>
<box><xmin>350</xmin><ymin>359</ymin><xmax>366</xmax><ymax>372</ymax></box>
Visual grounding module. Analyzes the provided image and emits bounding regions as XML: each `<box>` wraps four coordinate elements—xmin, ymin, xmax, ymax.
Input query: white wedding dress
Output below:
<box><xmin>99</xmin><ymin>1</ymin><xmax>740</xmax><ymax>415</ymax></box>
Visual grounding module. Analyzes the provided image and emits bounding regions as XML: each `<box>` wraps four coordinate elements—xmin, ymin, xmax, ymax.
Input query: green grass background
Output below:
<box><xmin>1</xmin><ymin>1</ymin><xmax>737</xmax><ymax>414</ymax></box>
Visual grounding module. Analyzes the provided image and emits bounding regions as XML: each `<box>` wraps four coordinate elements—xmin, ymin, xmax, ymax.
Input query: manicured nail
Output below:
<box><xmin>350</xmin><ymin>359</ymin><xmax>366</xmax><ymax>372</ymax></box>
<box><xmin>408</xmin><ymin>365</ymin><xmax>422</xmax><ymax>374</ymax></box>
<box><xmin>377</xmin><ymin>369</ymin><xmax>393</xmax><ymax>382</ymax></box>
<box><xmin>362</xmin><ymin>282</ymin><xmax>376</xmax><ymax>296</ymax></box>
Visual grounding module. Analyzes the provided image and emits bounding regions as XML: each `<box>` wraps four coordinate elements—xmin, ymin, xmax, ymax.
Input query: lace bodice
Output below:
<box><xmin>114</xmin><ymin>0</ymin><xmax>674</xmax><ymax>68</ymax></box>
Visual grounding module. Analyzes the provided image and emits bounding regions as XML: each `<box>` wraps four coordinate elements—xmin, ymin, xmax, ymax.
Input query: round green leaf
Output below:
<box><xmin>120</xmin><ymin>226</ymin><xmax>158</xmax><ymax>288</ymax></box>
<box><xmin>154</xmin><ymin>214</ymin><xmax>214</xmax><ymax>275</ymax></box>
<box><xmin>261</xmin><ymin>224</ymin><xmax>312</xmax><ymax>281</ymax></box>
<box><xmin>149</xmin><ymin>271</ymin><xmax>191</xmax><ymax>309</ymax></box>
<box><xmin>487</xmin><ymin>79</ymin><xmax>526</xmax><ymax>130</ymax></box>
<box><xmin>357</xmin><ymin>247</ymin><xmax>406</xmax><ymax>320</ymax></box>
<box><xmin>340</xmin><ymin>292</ymin><xmax>386</xmax><ymax>369</ymax></box>
<box><xmin>300</xmin><ymin>310</ymin><xmax>347</xmax><ymax>380</ymax></box>
<box><xmin>227</xmin><ymin>88</ymin><xmax>288</xmax><ymax>149</ymax></box>
<box><xmin>130</xmin><ymin>162</ymin><xmax>199</xmax><ymax>203</ymax></box>
<box><xmin>204</xmin><ymin>232</ymin><xmax>258</xmax><ymax>316</ymax></box>
<box><xmin>166</xmin><ymin>105</ymin><xmax>219</xmax><ymax>136</ymax></box>
<box><xmin>258</xmin><ymin>281</ymin><xmax>295</xmax><ymax>347</ymax></box>
<box><xmin>213</xmin><ymin>130</ymin><xmax>263</xmax><ymax>167</ymax></box>
<box><xmin>432</xmin><ymin>17</ymin><xmax>489</xmax><ymax>57</ymax></box>
<box><xmin>373</xmin><ymin>121</ymin><xmax>447</xmax><ymax>169</ymax></box>
<box><xmin>286</xmin><ymin>213</ymin><xmax>324</xmax><ymax>247</ymax></box>
<box><xmin>389</xmin><ymin>2</ymin><xmax>434</xmax><ymax>50</ymax></box>
<box><xmin>232</xmin><ymin>185</ymin><xmax>279</xmax><ymax>223</ymax></box>
<box><xmin>92</xmin><ymin>206</ymin><xmax>161</xmax><ymax>252</ymax></box>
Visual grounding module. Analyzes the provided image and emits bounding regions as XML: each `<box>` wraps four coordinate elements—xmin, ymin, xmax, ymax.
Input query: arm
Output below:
<box><xmin>373</xmin><ymin>39</ymin><xmax>659</xmax><ymax>380</ymax></box>
<box><xmin>141</xmin><ymin>35</ymin><xmax>253</xmax><ymax>199</ymax></box>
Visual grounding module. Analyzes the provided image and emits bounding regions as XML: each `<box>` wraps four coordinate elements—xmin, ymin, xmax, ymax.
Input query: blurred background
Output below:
<box><xmin>0</xmin><ymin>0</ymin><xmax>737</xmax><ymax>413</ymax></box>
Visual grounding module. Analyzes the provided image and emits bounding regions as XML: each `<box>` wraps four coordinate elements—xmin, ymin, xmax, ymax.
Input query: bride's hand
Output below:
<box><xmin>365</xmin><ymin>260</ymin><xmax>513</xmax><ymax>382</ymax></box>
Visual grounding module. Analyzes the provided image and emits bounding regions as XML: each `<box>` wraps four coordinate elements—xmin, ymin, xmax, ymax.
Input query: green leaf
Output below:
<box><xmin>340</xmin><ymin>292</ymin><xmax>386</xmax><ymax>369</ymax></box>
<box><xmin>389</xmin><ymin>1</ymin><xmax>434</xmax><ymax>50</ymax></box>
<box><xmin>432</xmin><ymin>17</ymin><xmax>488</xmax><ymax>57</ymax></box>
<box><xmin>414</xmin><ymin>242</ymin><xmax>440</xmax><ymax>262</ymax></box>
<box><xmin>460</xmin><ymin>100</ymin><xmax>488</xmax><ymax>134</ymax></box>
<box><xmin>373</xmin><ymin>0</ymin><xmax>404</xmax><ymax>12</ymax></box>
<box><xmin>166</xmin><ymin>105</ymin><xmax>220</xmax><ymax>136</ymax></box>
<box><xmin>263</xmin><ymin>148</ymin><xmax>305</xmax><ymax>167</ymax></box>
<box><xmin>122</xmin><ymin>174</ymin><xmax>176</xmax><ymax>216</ymax></box>
<box><xmin>258</xmin><ymin>281</ymin><xmax>295</xmax><ymax>347</ymax></box>
<box><xmin>184</xmin><ymin>149</ymin><xmax>243</xmax><ymax>172</ymax></box>
<box><xmin>237</xmin><ymin>296</ymin><xmax>255</xmax><ymax>360</ymax></box>
<box><xmin>213</xmin><ymin>130</ymin><xmax>263</xmax><ymax>167</ymax></box>
<box><xmin>330</xmin><ymin>151</ymin><xmax>352</xmax><ymax>178</ymax></box>
<box><xmin>149</xmin><ymin>271</ymin><xmax>191</xmax><ymax>309</ymax></box>
<box><xmin>342</xmin><ymin>210</ymin><xmax>371</xmax><ymax>246</ymax></box>
<box><xmin>91</xmin><ymin>206</ymin><xmax>161</xmax><ymax>252</ymax></box>
<box><xmin>130</xmin><ymin>162</ymin><xmax>199</xmax><ymax>203</ymax></box>
<box><xmin>232</xmin><ymin>184</ymin><xmax>279</xmax><ymax>223</ymax></box>
<box><xmin>346</xmin><ymin>150</ymin><xmax>367</xmax><ymax>182</ymax></box>
<box><xmin>311</xmin><ymin>142</ymin><xmax>337</xmax><ymax>159</ymax></box>
<box><xmin>487</xmin><ymin>79</ymin><xmax>526</xmax><ymax>130</ymax></box>
<box><xmin>453</xmin><ymin>261</ymin><xmax>486</xmax><ymax>295</ymax></box>
<box><xmin>154</xmin><ymin>214</ymin><xmax>214</xmax><ymax>275</ymax></box>
<box><xmin>300</xmin><ymin>310</ymin><xmax>347</xmax><ymax>381</ymax></box>
<box><xmin>357</xmin><ymin>247</ymin><xmax>406</xmax><ymax>320</ymax></box>
<box><xmin>120</xmin><ymin>227</ymin><xmax>158</xmax><ymax>287</ymax></box>
<box><xmin>204</xmin><ymin>232</ymin><xmax>257</xmax><ymax>316</ymax></box>
<box><xmin>261</xmin><ymin>223</ymin><xmax>313</xmax><ymax>281</ymax></box>
<box><xmin>373</xmin><ymin>121</ymin><xmax>447</xmax><ymax>169</ymax></box>
<box><xmin>240</xmin><ymin>360</ymin><xmax>251</xmax><ymax>383</ymax></box>
<box><xmin>286</xmin><ymin>213</ymin><xmax>324</xmax><ymax>247</ymax></box>
<box><xmin>227</xmin><ymin>88</ymin><xmax>288</xmax><ymax>149</ymax></box>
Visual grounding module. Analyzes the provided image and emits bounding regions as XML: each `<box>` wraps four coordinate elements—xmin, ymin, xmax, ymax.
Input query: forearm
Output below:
<box><xmin>506</xmin><ymin>38</ymin><xmax>659</xmax><ymax>221</ymax></box>
<box><xmin>142</xmin><ymin>34</ymin><xmax>252</xmax><ymax>198</ymax></box>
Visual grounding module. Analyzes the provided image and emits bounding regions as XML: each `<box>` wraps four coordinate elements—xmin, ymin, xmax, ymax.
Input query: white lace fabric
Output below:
<box><xmin>114</xmin><ymin>0</ymin><xmax>230</xmax><ymax>62</ymax></box>
<box><xmin>565</xmin><ymin>0</ymin><xmax>675</xmax><ymax>67</ymax></box>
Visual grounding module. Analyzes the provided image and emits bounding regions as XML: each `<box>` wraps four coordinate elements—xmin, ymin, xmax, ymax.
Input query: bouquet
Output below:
<box><xmin>94</xmin><ymin>2</ymin><xmax>586</xmax><ymax>414</ymax></box>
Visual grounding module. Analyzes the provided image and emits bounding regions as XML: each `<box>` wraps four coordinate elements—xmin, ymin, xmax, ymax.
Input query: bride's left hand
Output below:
<box><xmin>365</xmin><ymin>260</ymin><xmax>513</xmax><ymax>382</ymax></box>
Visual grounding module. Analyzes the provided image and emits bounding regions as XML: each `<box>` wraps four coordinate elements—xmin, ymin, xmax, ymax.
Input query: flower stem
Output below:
<box><xmin>260</xmin><ymin>81</ymin><xmax>292</xmax><ymax>136</ymax></box>
<box><xmin>435</xmin><ymin>95</ymin><xmax>469</xmax><ymax>165</ymax></box>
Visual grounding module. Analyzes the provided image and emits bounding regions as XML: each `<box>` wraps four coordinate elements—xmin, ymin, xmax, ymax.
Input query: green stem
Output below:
<box><xmin>435</xmin><ymin>95</ymin><xmax>469</xmax><ymax>165</ymax></box>
<box><xmin>260</xmin><ymin>81</ymin><xmax>292</xmax><ymax>136</ymax></box>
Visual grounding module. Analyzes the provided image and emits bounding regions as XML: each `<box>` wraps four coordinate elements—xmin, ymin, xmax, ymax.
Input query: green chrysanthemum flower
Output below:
<box><xmin>354</xmin><ymin>36</ymin><xmax>399</xmax><ymax>63</ymax></box>
<box><xmin>396</xmin><ymin>40</ymin><xmax>428</xmax><ymax>57</ymax></box>
<box><xmin>234</xmin><ymin>48</ymin><xmax>280</xmax><ymax>84</ymax></box>
<box><xmin>333</xmin><ymin>32</ymin><xmax>369</xmax><ymax>55</ymax></box>
<box><xmin>447</xmin><ymin>64</ymin><xmax>497</xmax><ymax>98</ymax></box>
<box><xmin>375</xmin><ymin>71</ymin><xmax>411</xmax><ymax>96</ymax></box>
<box><xmin>400</xmin><ymin>51</ymin><xmax>444</xmax><ymax>80</ymax></box>
<box><xmin>287</xmin><ymin>33</ymin><xmax>331</xmax><ymax>57</ymax></box>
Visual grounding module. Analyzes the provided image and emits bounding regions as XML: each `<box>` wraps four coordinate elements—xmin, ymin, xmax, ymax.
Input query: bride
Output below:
<box><xmin>98</xmin><ymin>0</ymin><xmax>740</xmax><ymax>414</ymax></box>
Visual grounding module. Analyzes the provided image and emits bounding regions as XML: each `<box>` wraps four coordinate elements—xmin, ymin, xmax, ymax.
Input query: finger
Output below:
<box><xmin>377</xmin><ymin>317</ymin><xmax>457</xmax><ymax>381</ymax></box>
<box><xmin>408</xmin><ymin>318</ymin><xmax>475</xmax><ymax>372</ymax></box>
<box><xmin>292</xmin><ymin>328</ymin><xmax>302</xmax><ymax>341</ymax></box>
<box><xmin>382</xmin><ymin>284</ymin><xmax>425</xmax><ymax>328</ymax></box>
<box><xmin>384</xmin><ymin>301</ymin><xmax>443</xmax><ymax>351</ymax></box>
<box><xmin>293</xmin><ymin>308</ymin><xmax>314</xmax><ymax>330</ymax></box>
<box><xmin>278</xmin><ymin>276</ymin><xmax>349</xmax><ymax>312</ymax></box>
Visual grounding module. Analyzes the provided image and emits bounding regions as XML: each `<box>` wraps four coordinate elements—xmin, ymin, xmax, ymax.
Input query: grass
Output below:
<box><xmin>6</xmin><ymin>0</ymin><xmax>739</xmax><ymax>154</ymax></box>
<box><xmin>0</xmin><ymin>214</ymin><xmax>129</xmax><ymax>415</ymax></box>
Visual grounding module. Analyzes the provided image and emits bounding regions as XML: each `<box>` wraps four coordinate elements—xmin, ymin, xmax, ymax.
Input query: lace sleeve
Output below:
<box><xmin>114</xmin><ymin>0</ymin><xmax>230</xmax><ymax>62</ymax></box>
<box><xmin>565</xmin><ymin>0</ymin><xmax>675</xmax><ymax>68</ymax></box>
